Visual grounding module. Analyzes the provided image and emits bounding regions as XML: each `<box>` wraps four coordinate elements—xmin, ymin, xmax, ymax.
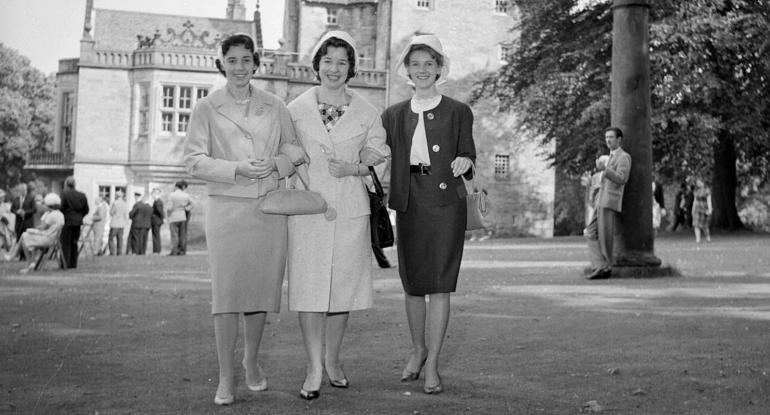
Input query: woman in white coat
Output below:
<box><xmin>287</xmin><ymin>31</ymin><xmax>389</xmax><ymax>400</ymax></box>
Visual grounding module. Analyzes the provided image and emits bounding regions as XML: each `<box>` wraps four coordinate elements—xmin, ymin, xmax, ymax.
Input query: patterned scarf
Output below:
<box><xmin>318</xmin><ymin>103</ymin><xmax>348</xmax><ymax>131</ymax></box>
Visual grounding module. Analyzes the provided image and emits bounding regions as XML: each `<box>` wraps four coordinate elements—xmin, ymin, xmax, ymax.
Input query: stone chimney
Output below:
<box><xmin>226</xmin><ymin>0</ymin><xmax>247</xmax><ymax>20</ymax></box>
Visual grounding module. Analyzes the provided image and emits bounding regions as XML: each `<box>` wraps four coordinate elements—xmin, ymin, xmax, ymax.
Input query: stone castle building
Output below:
<box><xmin>27</xmin><ymin>0</ymin><xmax>554</xmax><ymax>240</ymax></box>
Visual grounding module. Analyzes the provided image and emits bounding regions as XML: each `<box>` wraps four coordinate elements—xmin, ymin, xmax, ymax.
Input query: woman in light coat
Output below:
<box><xmin>184</xmin><ymin>33</ymin><xmax>305</xmax><ymax>406</ymax></box>
<box><xmin>286</xmin><ymin>30</ymin><xmax>389</xmax><ymax>400</ymax></box>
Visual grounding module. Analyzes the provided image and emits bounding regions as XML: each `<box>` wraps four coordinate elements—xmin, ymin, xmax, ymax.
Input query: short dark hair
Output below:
<box><xmin>312</xmin><ymin>37</ymin><xmax>357</xmax><ymax>82</ymax></box>
<box><xmin>215</xmin><ymin>33</ymin><xmax>260</xmax><ymax>77</ymax></box>
<box><xmin>605</xmin><ymin>127</ymin><xmax>623</xmax><ymax>139</ymax></box>
<box><xmin>403</xmin><ymin>44</ymin><xmax>444</xmax><ymax>81</ymax></box>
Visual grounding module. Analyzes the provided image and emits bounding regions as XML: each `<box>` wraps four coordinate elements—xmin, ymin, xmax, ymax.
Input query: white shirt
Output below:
<box><xmin>409</xmin><ymin>95</ymin><xmax>442</xmax><ymax>165</ymax></box>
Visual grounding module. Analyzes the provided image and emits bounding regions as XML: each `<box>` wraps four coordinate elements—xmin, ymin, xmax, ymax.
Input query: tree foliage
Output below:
<box><xmin>475</xmin><ymin>0</ymin><xmax>770</xmax><ymax>230</ymax></box>
<box><xmin>0</xmin><ymin>44</ymin><xmax>55</xmax><ymax>191</ymax></box>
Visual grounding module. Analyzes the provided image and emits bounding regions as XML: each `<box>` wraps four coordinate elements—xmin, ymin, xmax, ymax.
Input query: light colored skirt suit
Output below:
<box><xmin>184</xmin><ymin>86</ymin><xmax>302</xmax><ymax>314</ymax></box>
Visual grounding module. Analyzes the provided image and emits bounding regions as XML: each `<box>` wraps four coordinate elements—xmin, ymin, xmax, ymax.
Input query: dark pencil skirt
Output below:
<box><xmin>396</xmin><ymin>174</ymin><xmax>467</xmax><ymax>296</ymax></box>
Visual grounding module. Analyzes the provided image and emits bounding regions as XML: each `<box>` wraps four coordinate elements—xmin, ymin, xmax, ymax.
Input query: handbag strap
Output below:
<box><xmin>368</xmin><ymin>166</ymin><xmax>385</xmax><ymax>198</ymax></box>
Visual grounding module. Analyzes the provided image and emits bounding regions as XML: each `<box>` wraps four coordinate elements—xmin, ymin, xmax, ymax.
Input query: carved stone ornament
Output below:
<box><xmin>137</xmin><ymin>20</ymin><xmax>221</xmax><ymax>50</ymax></box>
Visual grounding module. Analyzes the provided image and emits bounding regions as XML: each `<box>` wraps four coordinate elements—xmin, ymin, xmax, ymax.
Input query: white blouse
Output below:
<box><xmin>409</xmin><ymin>95</ymin><xmax>442</xmax><ymax>165</ymax></box>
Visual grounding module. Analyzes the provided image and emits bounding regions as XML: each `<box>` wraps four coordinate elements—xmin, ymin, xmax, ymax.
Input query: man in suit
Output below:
<box><xmin>127</xmin><ymin>192</ymin><xmax>153</xmax><ymax>255</ymax></box>
<box><xmin>584</xmin><ymin>127</ymin><xmax>632</xmax><ymax>279</ymax></box>
<box><xmin>167</xmin><ymin>181</ymin><xmax>194</xmax><ymax>256</ymax></box>
<box><xmin>108</xmin><ymin>190</ymin><xmax>128</xmax><ymax>256</ymax></box>
<box><xmin>11</xmin><ymin>183</ymin><xmax>37</xmax><ymax>240</ymax></box>
<box><xmin>150</xmin><ymin>188</ymin><xmax>164</xmax><ymax>254</ymax></box>
<box><xmin>11</xmin><ymin>183</ymin><xmax>37</xmax><ymax>260</ymax></box>
<box><xmin>60</xmin><ymin>176</ymin><xmax>90</xmax><ymax>268</ymax></box>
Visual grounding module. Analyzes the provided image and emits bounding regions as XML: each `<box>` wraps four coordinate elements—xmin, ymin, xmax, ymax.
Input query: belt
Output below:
<box><xmin>409</xmin><ymin>164</ymin><xmax>431</xmax><ymax>175</ymax></box>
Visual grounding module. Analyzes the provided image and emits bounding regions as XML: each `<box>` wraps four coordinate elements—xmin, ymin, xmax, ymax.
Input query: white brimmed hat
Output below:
<box><xmin>395</xmin><ymin>34</ymin><xmax>450</xmax><ymax>85</ymax></box>
<box><xmin>44</xmin><ymin>193</ymin><xmax>61</xmax><ymax>207</ymax></box>
<box><xmin>310</xmin><ymin>30</ymin><xmax>359</xmax><ymax>74</ymax></box>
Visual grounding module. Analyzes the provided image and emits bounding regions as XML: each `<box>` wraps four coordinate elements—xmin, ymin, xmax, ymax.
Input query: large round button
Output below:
<box><xmin>427</xmin><ymin>113</ymin><xmax>434</xmax><ymax>120</ymax></box>
<box><xmin>432</xmin><ymin>145</ymin><xmax>440</xmax><ymax>152</ymax></box>
<box><xmin>439</xmin><ymin>182</ymin><xmax>447</xmax><ymax>190</ymax></box>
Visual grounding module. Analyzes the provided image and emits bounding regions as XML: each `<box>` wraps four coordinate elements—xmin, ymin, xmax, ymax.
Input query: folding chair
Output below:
<box><xmin>33</xmin><ymin>240</ymin><xmax>66</xmax><ymax>271</ymax></box>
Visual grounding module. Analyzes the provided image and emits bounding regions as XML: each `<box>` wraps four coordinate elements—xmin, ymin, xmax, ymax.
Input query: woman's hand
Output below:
<box><xmin>236</xmin><ymin>158</ymin><xmax>276</xmax><ymax>181</ymax></box>
<box><xmin>359</xmin><ymin>148</ymin><xmax>386</xmax><ymax>166</ymax></box>
<box><xmin>328</xmin><ymin>159</ymin><xmax>357</xmax><ymax>178</ymax></box>
<box><xmin>450</xmin><ymin>156</ymin><xmax>473</xmax><ymax>177</ymax></box>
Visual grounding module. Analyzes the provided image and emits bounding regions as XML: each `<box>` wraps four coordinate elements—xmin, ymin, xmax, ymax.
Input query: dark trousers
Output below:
<box><xmin>128</xmin><ymin>227</ymin><xmax>149</xmax><ymax>255</ymax></box>
<box><xmin>60</xmin><ymin>225</ymin><xmax>82</xmax><ymax>269</ymax></box>
<box><xmin>108</xmin><ymin>227</ymin><xmax>124</xmax><ymax>255</ymax></box>
<box><xmin>151</xmin><ymin>223</ymin><xmax>162</xmax><ymax>253</ymax></box>
<box><xmin>169</xmin><ymin>221</ymin><xmax>186</xmax><ymax>255</ymax></box>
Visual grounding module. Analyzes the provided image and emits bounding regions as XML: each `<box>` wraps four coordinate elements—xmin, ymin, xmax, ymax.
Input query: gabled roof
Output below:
<box><xmin>92</xmin><ymin>8</ymin><xmax>255</xmax><ymax>51</ymax></box>
<box><xmin>303</xmin><ymin>0</ymin><xmax>378</xmax><ymax>5</ymax></box>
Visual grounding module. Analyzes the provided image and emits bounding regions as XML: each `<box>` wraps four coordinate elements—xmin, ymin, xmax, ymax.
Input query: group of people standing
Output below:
<box><xmin>90</xmin><ymin>181</ymin><xmax>194</xmax><ymax>257</ymax></box>
<box><xmin>0</xmin><ymin>177</ymin><xmax>89</xmax><ymax>273</ymax></box>
<box><xmin>0</xmin><ymin>175</ymin><xmax>197</xmax><ymax>273</ymax></box>
<box><xmin>184</xmin><ymin>31</ymin><xmax>475</xmax><ymax>405</ymax></box>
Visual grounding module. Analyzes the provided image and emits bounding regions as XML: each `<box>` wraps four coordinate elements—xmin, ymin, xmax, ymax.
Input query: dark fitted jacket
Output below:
<box><xmin>129</xmin><ymin>201</ymin><xmax>153</xmax><ymax>229</ymax></box>
<box><xmin>382</xmin><ymin>95</ymin><xmax>476</xmax><ymax>212</ymax></box>
<box><xmin>151</xmin><ymin>198</ymin><xmax>165</xmax><ymax>227</ymax></box>
<box><xmin>11</xmin><ymin>193</ymin><xmax>37</xmax><ymax>235</ymax></box>
<box><xmin>60</xmin><ymin>189</ymin><xmax>90</xmax><ymax>226</ymax></box>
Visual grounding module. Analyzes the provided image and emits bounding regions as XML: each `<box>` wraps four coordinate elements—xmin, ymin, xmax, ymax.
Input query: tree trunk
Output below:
<box><xmin>711</xmin><ymin>134</ymin><xmax>744</xmax><ymax>230</ymax></box>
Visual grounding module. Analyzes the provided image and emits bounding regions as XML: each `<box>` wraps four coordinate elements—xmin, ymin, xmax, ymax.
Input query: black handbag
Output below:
<box><xmin>367</xmin><ymin>166</ymin><xmax>394</xmax><ymax>248</ymax></box>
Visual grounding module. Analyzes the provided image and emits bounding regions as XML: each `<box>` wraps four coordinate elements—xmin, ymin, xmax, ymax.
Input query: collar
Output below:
<box><xmin>208</xmin><ymin>83</ymin><xmax>274</xmax><ymax>110</ymax></box>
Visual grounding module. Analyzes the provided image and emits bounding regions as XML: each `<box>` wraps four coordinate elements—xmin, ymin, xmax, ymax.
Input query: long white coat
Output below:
<box><xmin>286</xmin><ymin>87</ymin><xmax>390</xmax><ymax>312</ymax></box>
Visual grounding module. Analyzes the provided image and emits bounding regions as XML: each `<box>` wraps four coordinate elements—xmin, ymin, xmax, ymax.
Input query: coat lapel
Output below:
<box><xmin>293</xmin><ymin>87</ymin><xmax>334</xmax><ymax>150</ymax></box>
<box><xmin>326</xmin><ymin>90</ymin><xmax>366</xmax><ymax>143</ymax></box>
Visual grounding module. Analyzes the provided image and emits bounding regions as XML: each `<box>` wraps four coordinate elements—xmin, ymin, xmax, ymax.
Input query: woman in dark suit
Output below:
<box><xmin>381</xmin><ymin>35</ymin><xmax>475</xmax><ymax>395</ymax></box>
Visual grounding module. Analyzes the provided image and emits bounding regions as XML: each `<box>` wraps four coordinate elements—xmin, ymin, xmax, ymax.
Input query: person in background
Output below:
<box><xmin>2</xmin><ymin>193</ymin><xmax>64</xmax><ymax>274</ymax></box>
<box><xmin>91</xmin><ymin>195</ymin><xmax>109</xmax><ymax>255</ymax></box>
<box><xmin>382</xmin><ymin>35</ymin><xmax>475</xmax><ymax>395</ymax></box>
<box><xmin>180</xmin><ymin>180</ymin><xmax>194</xmax><ymax>255</ymax></box>
<box><xmin>668</xmin><ymin>181</ymin><xmax>687</xmax><ymax>232</ymax></box>
<box><xmin>683</xmin><ymin>182</ymin><xmax>694</xmax><ymax>228</ymax></box>
<box><xmin>0</xmin><ymin>189</ymin><xmax>16</xmax><ymax>253</ymax></box>
<box><xmin>651</xmin><ymin>180</ymin><xmax>665</xmax><ymax>236</ymax></box>
<box><xmin>127</xmin><ymin>192</ymin><xmax>153</xmax><ymax>255</ymax></box>
<box><xmin>60</xmin><ymin>176</ymin><xmax>90</xmax><ymax>269</ymax></box>
<box><xmin>108</xmin><ymin>190</ymin><xmax>128</xmax><ymax>256</ymax></box>
<box><xmin>585</xmin><ymin>127</ymin><xmax>632</xmax><ymax>280</ymax></box>
<box><xmin>167</xmin><ymin>180</ymin><xmax>194</xmax><ymax>256</ymax></box>
<box><xmin>691</xmin><ymin>177</ymin><xmax>712</xmax><ymax>244</ymax></box>
<box><xmin>11</xmin><ymin>183</ymin><xmax>37</xmax><ymax>249</ymax></box>
<box><xmin>150</xmin><ymin>188</ymin><xmax>165</xmax><ymax>254</ymax></box>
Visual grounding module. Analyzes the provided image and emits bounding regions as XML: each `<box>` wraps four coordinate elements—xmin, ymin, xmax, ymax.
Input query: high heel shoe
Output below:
<box><xmin>400</xmin><ymin>357</ymin><xmax>427</xmax><ymax>382</ymax></box>
<box><xmin>423</xmin><ymin>374</ymin><xmax>444</xmax><ymax>395</ymax></box>
<box><xmin>213</xmin><ymin>393</ymin><xmax>234</xmax><ymax>405</ymax></box>
<box><xmin>327</xmin><ymin>366</ymin><xmax>349</xmax><ymax>388</ymax></box>
<box><xmin>242</xmin><ymin>361</ymin><xmax>268</xmax><ymax>392</ymax></box>
<box><xmin>423</xmin><ymin>382</ymin><xmax>444</xmax><ymax>395</ymax></box>
<box><xmin>299</xmin><ymin>388</ymin><xmax>320</xmax><ymax>400</ymax></box>
<box><xmin>329</xmin><ymin>376</ymin><xmax>349</xmax><ymax>388</ymax></box>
